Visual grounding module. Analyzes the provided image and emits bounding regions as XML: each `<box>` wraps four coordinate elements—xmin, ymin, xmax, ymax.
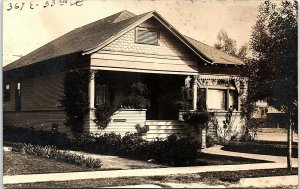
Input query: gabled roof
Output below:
<box><xmin>4</xmin><ymin>10</ymin><xmax>243</xmax><ymax>72</ymax></box>
<box><xmin>184</xmin><ymin>36</ymin><xmax>244</xmax><ymax>65</ymax></box>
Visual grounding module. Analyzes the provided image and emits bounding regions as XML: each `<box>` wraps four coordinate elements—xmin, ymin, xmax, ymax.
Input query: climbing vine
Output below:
<box><xmin>60</xmin><ymin>69</ymin><xmax>90</xmax><ymax>135</ymax></box>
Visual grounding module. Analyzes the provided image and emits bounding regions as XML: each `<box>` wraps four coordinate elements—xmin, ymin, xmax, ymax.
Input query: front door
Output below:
<box><xmin>145</xmin><ymin>74</ymin><xmax>184</xmax><ymax>120</ymax></box>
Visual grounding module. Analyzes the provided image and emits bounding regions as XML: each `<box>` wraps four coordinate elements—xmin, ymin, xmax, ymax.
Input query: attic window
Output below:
<box><xmin>135</xmin><ymin>28</ymin><xmax>159</xmax><ymax>45</ymax></box>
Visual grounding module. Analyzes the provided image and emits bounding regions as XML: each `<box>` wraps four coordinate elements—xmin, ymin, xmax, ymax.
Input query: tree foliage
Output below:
<box><xmin>242</xmin><ymin>0</ymin><xmax>298</xmax><ymax>128</ymax></box>
<box><xmin>214</xmin><ymin>29</ymin><xmax>248</xmax><ymax>60</ymax></box>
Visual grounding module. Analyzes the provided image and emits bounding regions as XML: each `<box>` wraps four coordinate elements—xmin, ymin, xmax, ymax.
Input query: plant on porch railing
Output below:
<box><xmin>174</xmin><ymin>86</ymin><xmax>193</xmax><ymax>110</ymax></box>
<box><xmin>94</xmin><ymin>102</ymin><xmax>121</xmax><ymax>130</ymax></box>
<box><xmin>122</xmin><ymin>82</ymin><xmax>150</xmax><ymax>109</ymax></box>
<box><xmin>60</xmin><ymin>69</ymin><xmax>90</xmax><ymax>135</ymax></box>
<box><xmin>182</xmin><ymin>111</ymin><xmax>211</xmax><ymax>133</ymax></box>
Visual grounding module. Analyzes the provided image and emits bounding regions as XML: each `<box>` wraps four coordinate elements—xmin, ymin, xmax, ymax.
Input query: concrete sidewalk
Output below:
<box><xmin>3</xmin><ymin>162</ymin><xmax>296</xmax><ymax>184</ymax></box>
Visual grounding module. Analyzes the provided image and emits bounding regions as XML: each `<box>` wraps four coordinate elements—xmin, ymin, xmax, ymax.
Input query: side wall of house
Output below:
<box><xmin>3</xmin><ymin>72</ymin><xmax>72</xmax><ymax>135</ymax></box>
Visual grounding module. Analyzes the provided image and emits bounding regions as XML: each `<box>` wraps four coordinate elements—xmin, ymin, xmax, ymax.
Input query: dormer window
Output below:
<box><xmin>135</xmin><ymin>28</ymin><xmax>159</xmax><ymax>45</ymax></box>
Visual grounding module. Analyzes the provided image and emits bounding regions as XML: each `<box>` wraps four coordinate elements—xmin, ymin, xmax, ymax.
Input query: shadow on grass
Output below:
<box><xmin>221</xmin><ymin>140</ymin><xmax>298</xmax><ymax>158</ymax></box>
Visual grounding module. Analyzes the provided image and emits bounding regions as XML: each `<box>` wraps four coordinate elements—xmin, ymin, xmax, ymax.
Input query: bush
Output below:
<box><xmin>5</xmin><ymin>125</ymin><xmax>200</xmax><ymax>166</ymax></box>
<box><xmin>4</xmin><ymin>125</ymin><xmax>71</xmax><ymax>149</ymax></box>
<box><xmin>11</xmin><ymin>143</ymin><xmax>102</xmax><ymax>168</ymax></box>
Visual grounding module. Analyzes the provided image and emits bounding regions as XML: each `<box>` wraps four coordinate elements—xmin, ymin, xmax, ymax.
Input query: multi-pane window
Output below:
<box><xmin>95</xmin><ymin>84</ymin><xmax>111</xmax><ymax>107</ymax></box>
<box><xmin>135</xmin><ymin>28</ymin><xmax>159</xmax><ymax>45</ymax></box>
<box><xmin>3</xmin><ymin>84</ymin><xmax>10</xmax><ymax>102</ymax></box>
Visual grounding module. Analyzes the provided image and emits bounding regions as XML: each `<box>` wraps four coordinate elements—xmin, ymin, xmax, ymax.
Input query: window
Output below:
<box><xmin>229</xmin><ymin>90</ymin><xmax>238</xmax><ymax>110</ymax></box>
<box><xmin>135</xmin><ymin>28</ymin><xmax>159</xmax><ymax>45</ymax></box>
<box><xmin>95</xmin><ymin>84</ymin><xmax>111</xmax><ymax>107</ymax></box>
<box><xmin>204</xmin><ymin>88</ymin><xmax>239</xmax><ymax>111</ymax></box>
<box><xmin>206</xmin><ymin>89</ymin><xmax>226</xmax><ymax>110</ymax></box>
<box><xmin>3</xmin><ymin>84</ymin><xmax>10</xmax><ymax>102</ymax></box>
<box><xmin>15</xmin><ymin>82</ymin><xmax>21</xmax><ymax>111</ymax></box>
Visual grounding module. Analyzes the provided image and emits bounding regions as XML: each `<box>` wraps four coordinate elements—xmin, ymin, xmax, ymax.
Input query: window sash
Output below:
<box><xmin>206</xmin><ymin>89</ymin><xmax>226</xmax><ymax>110</ymax></box>
<box><xmin>3</xmin><ymin>84</ymin><xmax>10</xmax><ymax>101</ymax></box>
<box><xmin>95</xmin><ymin>84</ymin><xmax>111</xmax><ymax>106</ymax></box>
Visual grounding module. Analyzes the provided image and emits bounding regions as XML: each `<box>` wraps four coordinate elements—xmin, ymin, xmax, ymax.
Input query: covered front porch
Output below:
<box><xmin>84</xmin><ymin>69</ymin><xmax>199</xmax><ymax>140</ymax></box>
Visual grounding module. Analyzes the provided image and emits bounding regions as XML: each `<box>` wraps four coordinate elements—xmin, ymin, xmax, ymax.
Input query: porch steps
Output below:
<box><xmin>145</xmin><ymin>120</ymin><xmax>192</xmax><ymax>140</ymax></box>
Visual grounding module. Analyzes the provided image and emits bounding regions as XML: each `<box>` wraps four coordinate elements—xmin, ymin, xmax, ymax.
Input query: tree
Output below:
<box><xmin>214</xmin><ymin>29</ymin><xmax>248</xmax><ymax>60</ymax></box>
<box><xmin>243</xmin><ymin>0</ymin><xmax>297</xmax><ymax>170</ymax></box>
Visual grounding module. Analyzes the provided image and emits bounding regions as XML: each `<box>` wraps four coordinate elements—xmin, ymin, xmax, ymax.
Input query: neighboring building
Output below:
<box><xmin>3</xmin><ymin>10</ymin><xmax>246</xmax><ymax>145</ymax></box>
<box><xmin>254</xmin><ymin>100</ymin><xmax>286</xmax><ymax>128</ymax></box>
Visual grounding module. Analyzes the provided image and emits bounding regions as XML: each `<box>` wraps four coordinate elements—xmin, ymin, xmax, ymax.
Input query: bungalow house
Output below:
<box><xmin>3</xmin><ymin>10</ymin><xmax>246</xmax><ymax>146</ymax></box>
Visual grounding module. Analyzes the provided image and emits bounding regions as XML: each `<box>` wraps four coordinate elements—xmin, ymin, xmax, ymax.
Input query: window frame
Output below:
<box><xmin>3</xmin><ymin>84</ymin><xmax>11</xmax><ymax>102</ymax></box>
<box><xmin>200</xmin><ymin>87</ymin><xmax>239</xmax><ymax>111</ymax></box>
<box><xmin>135</xmin><ymin>27</ymin><xmax>160</xmax><ymax>45</ymax></box>
<box><xmin>15</xmin><ymin>82</ymin><xmax>22</xmax><ymax>112</ymax></box>
<box><xmin>95</xmin><ymin>84</ymin><xmax>111</xmax><ymax>107</ymax></box>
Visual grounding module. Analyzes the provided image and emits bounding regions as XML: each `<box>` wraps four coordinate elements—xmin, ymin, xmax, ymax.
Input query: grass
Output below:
<box><xmin>4</xmin><ymin>150</ymin><xmax>167</xmax><ymax>175</ymax></box>
<box><xmin>4</xmin><ymin>148</ymin><xmax>269</xmax><ymax>176</ymax></box>
<box><xmin>197</xmin><ymin>153</ymin><xmax>270</xmax><ymax>165</ymax></box>
<box><xmin>222</xmin><ymin>140</ymin><xmax>298</xmax><ymax>158</ymax></box>
<box><xmin>3</xmin><ymin>151</ymin><xmax>102</xmax><ymax>175</ymax></box>
<box><xmin>5</xmin><ymin>168</ymin><xmax>298</xmax><ymax>188</ymax></box>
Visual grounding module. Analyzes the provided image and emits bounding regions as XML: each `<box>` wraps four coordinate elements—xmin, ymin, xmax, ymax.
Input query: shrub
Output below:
<box><xmin>6</xmin><ymin>126</ymin><xmax>199</xmax><ymax>166</ymax></box>
<box><xmin>11</xmin><ymin>143</ymin><xmax>102</xmax><ymax>168</ymax></box>
<box><xmin>135</xmin><ymin>124</ymin><xmax>149</xmax><ymax>136</ymax></box>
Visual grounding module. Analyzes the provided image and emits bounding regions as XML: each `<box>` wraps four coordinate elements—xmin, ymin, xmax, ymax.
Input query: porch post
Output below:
<box><xmin>85</xmin><ymin>70</ymin><xmax>95</xmax><ymax>133</ymax></box>
<box><xmin>89</xmin><ymin>71</ymin><xmax>95</xmax><ymax>109</ymax></box>
<box><xmin>192</xmin><ymin>75</ymin><xmax>198</xmax><ymax>110</ymax></box>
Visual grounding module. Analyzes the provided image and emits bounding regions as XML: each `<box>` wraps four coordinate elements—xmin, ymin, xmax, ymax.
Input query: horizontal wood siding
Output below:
<box><xmin>3</xmin><ymin>111</ymin><xmax>72</xmax><ymax>136</ymax></box>
<box><xmin>21</xmin><ymin>72</ymin><xmax>65</xmax><ymax>111</ymax></box>
<box><xmin>145</xmin><ymin>120</ymin><xmax>193</xmax><ymax>140</ymax></box>
<box><xmin>86</xmin><ymin>109</ymin><xmax>146</xmax><ymax>135</ymax></box>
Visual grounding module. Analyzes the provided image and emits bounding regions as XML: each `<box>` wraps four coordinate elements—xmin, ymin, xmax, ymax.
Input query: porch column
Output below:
<box><xmin>85</xmin><ymin>70</ymin><xmax>95</xmax><ymax>132</ymax></box>
<box><xmin>192</xmin><ymin>75</ymin><xmax>198</xmax><ymax>110</ymax></box>
<box><xmin>89</xmin><ymin>71</ymin><xmax>95</xmax><ymax>109</ymax></box>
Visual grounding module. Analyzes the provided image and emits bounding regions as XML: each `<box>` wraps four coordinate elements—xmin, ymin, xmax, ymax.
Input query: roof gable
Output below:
<box><xmin>4</xmin><ymin>10</ymin><xmax>244</xmax><ymax>72</ymax></box>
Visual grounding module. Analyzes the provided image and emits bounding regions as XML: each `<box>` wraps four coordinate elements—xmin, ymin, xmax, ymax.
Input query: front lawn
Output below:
<box><xmin>3</xmin><ymin>151</ymin><xmax>101</xmax><ymax>175</ymax></box>
<box><xmin>222</xmin><ymin>140</ymin><xmax>298</xmax><ymax>157</ymax></box>
<box><xmin>4</xmin><ymin>148</ymin><xmax>270</xmax><ymax>176</ymax></box>
<box><xmin>5</xmin><ymin>168</ymin><xmax>297</xmax><ymax>188</ymax></box>
<box><xmin>3</xmin><ymin>151</ymin><xmax>166</xmax><ymax>175</ymax></box>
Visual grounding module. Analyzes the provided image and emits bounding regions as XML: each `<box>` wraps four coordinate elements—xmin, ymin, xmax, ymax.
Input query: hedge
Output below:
<box><xmin>5</xmin><ymin>125</ymin><xmax>200</xmax><ymax>166</ymax></box>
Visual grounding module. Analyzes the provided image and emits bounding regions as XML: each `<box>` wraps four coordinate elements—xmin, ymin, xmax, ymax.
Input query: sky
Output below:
<box><xmin>3</xmin><ymin>0</ymin><xmax>263</xmax><ymax>66</ymax></box>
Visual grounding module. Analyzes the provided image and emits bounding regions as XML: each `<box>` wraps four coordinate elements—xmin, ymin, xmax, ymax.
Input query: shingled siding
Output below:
<box><xmin>3</xmin><ymin>72</ymin><xmax>72</xmax><ymax>135</ymax></box>
<box><xmin>101</xmin><ymin>19</ymin><xmax>193</xmax><ymax>58</ymax></box>
<box><xmin>210</xmin><ymin>111</ymin><xmax>245</xmax><ymax>141</ymax></box>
